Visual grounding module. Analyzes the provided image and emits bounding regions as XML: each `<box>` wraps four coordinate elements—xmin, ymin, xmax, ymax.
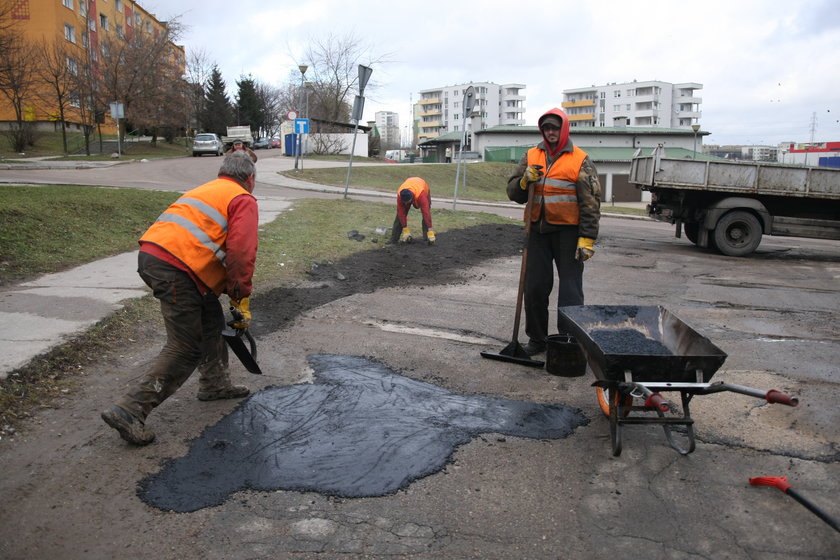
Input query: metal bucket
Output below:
<box><xmin>545</xmin><ymin>334</ymin><xmax>587</xmax><ymax>377</ymax></box>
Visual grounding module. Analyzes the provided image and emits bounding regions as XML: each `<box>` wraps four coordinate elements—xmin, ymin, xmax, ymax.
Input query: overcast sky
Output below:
<box><xmin>144</xmin><ymin>0</ymin><xmax>840</xmax><ymax>146</ymax></box>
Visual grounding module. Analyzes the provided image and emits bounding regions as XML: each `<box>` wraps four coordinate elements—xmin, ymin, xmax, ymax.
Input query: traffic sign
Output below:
<box><xmin>294</xmin><ymin>118</ymin><xmax>309</xmax><ymax>134</ymax></box>
<box><xmin>287</xmin><ymin>110</ymin><xmax>298</xmax><ymax>120</ymax></box>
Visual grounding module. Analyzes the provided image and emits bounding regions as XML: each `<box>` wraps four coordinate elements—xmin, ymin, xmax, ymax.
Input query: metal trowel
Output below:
<box><xmin>222</xmin><ymin>307</ymin><xmax>263</xmax><ymax>374</ymax></box>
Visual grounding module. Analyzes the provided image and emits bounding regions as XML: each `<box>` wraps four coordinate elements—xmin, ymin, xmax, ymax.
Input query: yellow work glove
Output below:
<box><xmin>519</xmin><ymin>164</ymin><xmax>544</xmax><ymax>190</ymax></box>
<box><xmin>399</xmin><ymin>227</ymin><xmax>413</xmax><ymax>243</ymax></box>
<box><xmin>427</xmin><ymin>229</ymin><xmax>436</xmax><ymax>244</ymax></box>
<box><xmin>229</xmin><ymin>297</ymin><xmax>251</xmax><ymax>329</ymax></box>
<box><xmin>575</xmin><ymin>237</ymin><xmax>595</xmax><ymax>261</ymax></box>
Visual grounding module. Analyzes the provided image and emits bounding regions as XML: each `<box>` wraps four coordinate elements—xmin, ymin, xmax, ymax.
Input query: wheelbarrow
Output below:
<box><xmin>557</xmin><ymin>305</ymin><xmax>799</xmax><ymax>456</ymax></box>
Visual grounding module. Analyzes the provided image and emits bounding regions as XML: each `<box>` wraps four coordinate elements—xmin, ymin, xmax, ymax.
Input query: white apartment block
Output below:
<box><xmin>375</xmin><ymin>111</ymin><xmax>401</xmax><ymax>149</ymax></box>
<box><xmin>562</xmin><ymin>80</ymin><xmax>702</xmax><ymax>129</ymax></box>
<box><xmin>416</xmin><ymin>82</ymin><xmax>525</xmax><ymax>142</ymax></box>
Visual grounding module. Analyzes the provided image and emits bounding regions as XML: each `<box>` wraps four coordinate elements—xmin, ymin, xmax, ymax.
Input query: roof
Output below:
<box><xmin>476</xmin><ymin>125</ymin><xmax>709</xmax><ymax>136</ymax></box>
<box><xmin>417</xmin><ymin>131</ymin><xmax>463</xmax><ymax>146</ymax></box>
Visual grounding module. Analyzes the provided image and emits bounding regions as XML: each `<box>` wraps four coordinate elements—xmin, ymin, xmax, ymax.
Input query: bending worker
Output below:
<box><xmin>390</xmin><ymin>176</ymin><xmax>436</xmax><ymax>244</ymax></box>
<box><xmin>507</xmin><ymin>108</ymin><xmax>601</xmax><ymax>356</ymax></box>
<box><xmin>102</xmin><ymin>152</ymin><xmax>259</xmax><ymax>446</ymax></box>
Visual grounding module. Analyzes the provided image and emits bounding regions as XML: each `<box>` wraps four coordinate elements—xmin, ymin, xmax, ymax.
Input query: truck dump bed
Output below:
<box><xmin>630</xmin><ymin>148</ymin><xmax>840</xmax><ymax>200</ymax></box>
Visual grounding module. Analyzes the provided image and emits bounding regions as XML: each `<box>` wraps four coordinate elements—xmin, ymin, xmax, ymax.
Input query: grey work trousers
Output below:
<box><xmin>523</xmin><ymin>226</ymin><xmax>584</xmax><ymax>345</ymax></box>
<box><xmin>116</xmin><ymin>252</ymin><xmax>231</xmax><ymax>420</ymax></box>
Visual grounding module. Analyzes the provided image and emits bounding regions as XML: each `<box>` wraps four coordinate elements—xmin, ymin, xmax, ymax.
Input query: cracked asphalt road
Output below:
<box><xmin>0</xmin><ymin>156</ymin><xmax>838</xmax><ymax>559</ymax></box>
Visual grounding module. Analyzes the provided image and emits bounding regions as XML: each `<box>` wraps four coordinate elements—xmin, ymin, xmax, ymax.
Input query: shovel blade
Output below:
<box><xmin>480</xmin><ymin>340</ymin><xmax>545</xmax><ymax>368</ymax></box>
<box><xmin>222</xmin><ymin>328</ymin><xmax>263</xmax><ymax>374</ymax></box>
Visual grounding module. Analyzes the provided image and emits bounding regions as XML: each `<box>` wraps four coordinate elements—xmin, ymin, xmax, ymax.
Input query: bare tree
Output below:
<box><xmin>184</xmin><ymin>48</ymin><xmax>214</xmax><ymax>137</ymax></box>
<box><xmin>300</xmin><ymin>32</ymin><xmax>391</xmax><ymax>127</ymax></box>
<box><xmin>310</xmin><ymin>132</ymin><xmax>349</xmax><ymax>155</ymax></box>
<box><xmin>0</xmin><ymin>33</ymin><xmax>39</xmax><ymax>152</ymax></box>
<box><xmin>35</xmin><ymin>38</ymin><xmax>77</xmax><ymax>154</ymax></box>
<box><xmin>95</xmin><ymin>18</ymin><xmax>184</xmax><ymax>141</ymax></box>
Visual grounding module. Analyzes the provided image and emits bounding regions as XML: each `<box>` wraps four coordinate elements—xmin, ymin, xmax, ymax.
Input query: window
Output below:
<box><xmin>64</xmin><ymin>23</ymin><xmax>76</xmax><ymax>43</ymax></box>
<box><xmin>145</xmin><ymin>21</ymin><xmax>151</xmax><ymax>33</ymax></box>
<box><xmin>100</xmin><ymin>14</ymin><xmax>108</xmax><ymax>30</ymax></box>
<box><xmin>81</xmin><ymin>31</ymin><xmax>88</xmax><ymax>47</ymax></box>
<box><xmin>613</xmin><ymin>91</ymin><xmax>621</xmax><ymax>98</ymax></box>
<box><xmin>115</xmin><ymin>0</ymin><xmax>122</xmax><ymax>11</ymax></box>
<box><xmin>80</xmin><ymin>1</ymin><xmax>86</xmax><ymax>16</ymax></box>
<box><xmin>62</xmin><ymin>0</ymin><xmax>74</xmax><ymax>9</ymax></box>
<box><xmin>134</xmin><ymin>13</ymin><xmax>141</xmax><ymax>26</ymax></box>
<box><xmin>116</xmin><ymin>24</ymin><xmax>123</xmax><ymax>38</ymax></box>
<box><xmin>88</xmin><ymin>17</ymin><xmax>96</xmax><ymax>31</ymax></box>
<box><xmin>66</xmin><ymin>56</ymin><xmax>79</xmax><ymax>75</ymax></box>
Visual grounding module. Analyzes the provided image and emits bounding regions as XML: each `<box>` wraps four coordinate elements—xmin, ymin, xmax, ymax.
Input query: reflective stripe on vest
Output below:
<box><xmin>140</xmin><ymin>178</ymin><xmax>251</xmax><ymax>294</ymax></box>
<box><xmin>526</xmin><ymin>146</ymin><xmax>587</xmax><ymax>225</ymax></box>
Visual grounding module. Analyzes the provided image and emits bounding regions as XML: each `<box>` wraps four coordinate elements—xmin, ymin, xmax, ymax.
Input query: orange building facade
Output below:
<box><xmin>2</xmin><ymin>0</ymin><xmax>185</xmax><ymax>134</ymax></box>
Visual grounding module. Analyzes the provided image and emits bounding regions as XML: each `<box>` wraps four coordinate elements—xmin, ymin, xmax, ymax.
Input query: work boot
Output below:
<box><xmin>101</xmin><ymin>405</ymin><xmax>155</xmax><ymax>446</ymax></box>
<box><xmin>521</xmin><ymin>340</ymin><xmax>546</xmax><ymax>356</ymax></box>
<box><xmin>197</xmin><ymin>384</ymin><xmax>250</xmax><ymax>401</ymax></box>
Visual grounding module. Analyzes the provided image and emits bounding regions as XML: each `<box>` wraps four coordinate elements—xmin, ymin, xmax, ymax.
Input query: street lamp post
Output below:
<box><xmin>294</xmin><ymin>64</ymin><xmax>308</xmax><ymax>170</ymax></box>
<box><xmin>691</xmin><ymin>123</ymin><xmax>701</xmax><ymax>159</ymax></box>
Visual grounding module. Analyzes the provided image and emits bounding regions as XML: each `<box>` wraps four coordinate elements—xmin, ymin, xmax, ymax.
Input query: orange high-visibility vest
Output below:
<box><xmin>526</xmin><ymin>146</ymin><xmax>588</xmax><ymax>224</ymax></box>
<box><xmin>398</xmin><ymin>177</ymin><xmax>429</xmax><ymax>206</ymax></box>
<box><xmin>140</xmin><ymin>178</ymin><xmax>253</xmax><ymax>295</ymax></box>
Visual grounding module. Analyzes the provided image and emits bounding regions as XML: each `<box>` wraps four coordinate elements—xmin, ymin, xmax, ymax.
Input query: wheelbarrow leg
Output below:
<box><xmin>660</xmin><ymin>391</ymin><xmax>696</xmax><ymax>455</ymax></box>
<box><xmin>609</xmin><ymin>386</ymin><xmax>624</xmax><ymax>456</ymax></box>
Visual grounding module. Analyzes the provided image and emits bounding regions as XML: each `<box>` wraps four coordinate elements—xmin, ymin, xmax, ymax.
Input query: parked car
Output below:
<box><xmin>270</xmin><ymin>137</ymin><xmax>282</xmax><ymax>149</ymax></box>
<box><xmin>192</xmin><ymin>133</ymin><xmax>223</xmax><ymax>157</ymax></box>
<box><xmin>252</xmin><ymin>137</ymin><xmax>271</xmax><ymax>150</ymax></box>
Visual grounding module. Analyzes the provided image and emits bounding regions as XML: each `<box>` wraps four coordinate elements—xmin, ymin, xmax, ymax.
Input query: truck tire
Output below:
<box><xmin>683</xmin><ymin>222</ymin><xmax>699</xmax><ymax>245</ymax></box>
<box><xmin>713</xmin><ymin>210</ymin><xmax>762</xmax><ymax>256</ymax></box>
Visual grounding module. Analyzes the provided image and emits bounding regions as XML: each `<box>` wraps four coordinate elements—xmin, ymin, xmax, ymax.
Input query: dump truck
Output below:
<box><xmin>221</xmin><ymin>125</ymin><xmax>254</xmax><ymax>149</ymax></box>
<box><xmin>629</xmin><ymin>146</ymin><xmax>840</xmax><ymax>256</ymax></box>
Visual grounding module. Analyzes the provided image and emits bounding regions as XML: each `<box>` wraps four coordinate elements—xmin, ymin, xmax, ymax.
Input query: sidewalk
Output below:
<box><xmin>0</xmin><ymin>160</ymin><xmax>648</xmax><ymax>378</ymax></box>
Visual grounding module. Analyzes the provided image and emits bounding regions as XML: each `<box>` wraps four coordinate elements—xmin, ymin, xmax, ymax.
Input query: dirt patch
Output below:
<box><xmin>255</xmin><ymin>223</ymin><xmax>524</xmax><ymax>333</ymax></box>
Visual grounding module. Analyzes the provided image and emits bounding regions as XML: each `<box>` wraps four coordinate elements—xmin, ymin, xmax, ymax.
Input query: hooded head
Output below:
<box><xmin>538</xmin><ymin>108</ymin><xmax>571</xmax><ymax>156</ymax></box>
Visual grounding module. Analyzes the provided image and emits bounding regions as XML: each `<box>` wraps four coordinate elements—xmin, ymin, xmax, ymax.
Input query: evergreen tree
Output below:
<box><xmin>201</xmin><ymin>66</ymin><xmax>231</xmax><ymax>136</ymax></box>
<box><xmin>235</xmin><ymin>74</ymin><xmax>261</xmax><ymax>137</ymax></box>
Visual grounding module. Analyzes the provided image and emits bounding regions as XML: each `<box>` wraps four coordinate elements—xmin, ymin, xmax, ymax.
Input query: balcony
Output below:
<box><xmin>567</xmin><ymin>113</ymin><xmax>595</xmax><ymax>121</ymax></box>
<box><xmin>420</xmin><ymin>120</ymin><xmax>441</xmax><ymax>129</ymax></box>
<box><xmin>419</xmin><ymin>109</ymin><xmax>441</xmax><ymax>117</ymax></box>
<box><xmin>419</xmin><ymin>97</ymin><xmax>440</xmax><ymax>105</ymax></box>
<box><xmin>562</xmin><ymin>99</ymin><xmax>596</xmax><ymax>108</ymax></box>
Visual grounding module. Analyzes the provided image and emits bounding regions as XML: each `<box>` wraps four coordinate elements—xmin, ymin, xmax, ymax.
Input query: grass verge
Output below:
<box><xmin>0</xmin><ymin>191</ymin><xmax>514</xmax><ymax>439</ymax></box>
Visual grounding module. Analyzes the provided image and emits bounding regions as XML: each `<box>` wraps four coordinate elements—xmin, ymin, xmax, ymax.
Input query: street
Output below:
<box><xmin>0</xmin><ymin>154</ymin><xmax>838</xmax><ymax>559</ymax></box>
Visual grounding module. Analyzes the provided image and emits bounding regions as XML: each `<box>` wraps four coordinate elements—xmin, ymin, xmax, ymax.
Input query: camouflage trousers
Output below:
<box><xmin>116</xmin><ymin>252</ymin><xmax>232</xmax><ymax>420</ymax></box>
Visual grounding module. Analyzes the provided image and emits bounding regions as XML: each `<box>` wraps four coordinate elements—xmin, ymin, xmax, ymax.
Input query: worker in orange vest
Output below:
<box><xmin>507</xmin><ymin>108</ymin><xmax>602</xmax><ymax>356</ymax></box>
<box><xmin>102</xmin><ymin>152</ymin><xmax>259</xmax><ymax>445</ymax></box>
<box><xmin>389</xmin><ymin>177</ymin><xmax>436</xmax><ymax>244</ymax></box>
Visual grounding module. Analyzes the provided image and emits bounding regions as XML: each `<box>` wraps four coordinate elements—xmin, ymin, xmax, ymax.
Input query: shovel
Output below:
<box><xmin>222</xmin><ymin>307</ymin><xmax>263</xmax><ymax>374</ymax></box>
<box><xmin>749</xmin><ymin>476</ymin><xmax>839</xmax><ymax>533</ymax></box>
<box><xmin>481</xmin><ymin>172</ymin><xmax>544</xmax><ymax>368</ymax></box>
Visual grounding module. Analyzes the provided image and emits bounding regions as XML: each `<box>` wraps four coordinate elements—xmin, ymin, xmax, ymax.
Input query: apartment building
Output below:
<box><xmin>374</xmin><ymin>110</ymin><xmax>400</xmax><ymax>150</ymax></box>
<box><xmin>1</xmin><ymin>0</ymin><xmax>184</xmax><ymax>131</ymax></box>
<box><xmin>415</xmin><ymin>82</ymin><xmax>525</xmax><ymax>142</ymax></box>
<box><xmin>562</xmin><ymin>80</ymin><xmax>702</xmax><ymax>129</ymax></box>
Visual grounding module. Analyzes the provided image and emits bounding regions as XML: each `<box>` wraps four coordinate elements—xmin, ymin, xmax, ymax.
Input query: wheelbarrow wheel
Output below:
<box><xmin>596</xmin><ymin>385</ymin><xmax>633</xmax><ymax>417</ymax></box>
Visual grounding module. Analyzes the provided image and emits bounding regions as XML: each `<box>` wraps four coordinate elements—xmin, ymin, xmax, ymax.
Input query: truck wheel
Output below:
<box><xmin>683</xmin><ymin>222</ymin><xmax>699</xmax><ymax>245</ymax></box>
<box><xmin>713</xmin><ymin>210</ymin><xmax>762</xmax><ymax>256</ymax></box>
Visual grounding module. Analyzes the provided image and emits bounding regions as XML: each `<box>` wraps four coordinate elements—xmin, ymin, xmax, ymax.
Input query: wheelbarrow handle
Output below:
<box><xmin>698</xmin><ymin>382</ymin><xmax>799</xmax><ymax>407</ymax></box>
<box><xmin>621</xmin><ymin>382</ymin><xmax>670</xmax><ymax>412</ymax></box>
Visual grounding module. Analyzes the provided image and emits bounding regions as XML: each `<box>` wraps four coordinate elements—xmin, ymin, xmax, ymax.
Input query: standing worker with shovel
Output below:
<box><xmin>505</xmin><ymin>108</ymin><xmax>601</xmax><ymax>356</ymax></box>
<box><xmin>101</xmin><ymin>152</ymin><xmax>260</xmax><ymax>446</ymax></box>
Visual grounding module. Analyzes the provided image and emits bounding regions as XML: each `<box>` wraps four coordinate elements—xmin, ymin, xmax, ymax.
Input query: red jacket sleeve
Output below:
<box><xmin>416</xmin><ymin>191</ymin><xmax>432</xmax><ymax>228</ymax></box>
<box><xmin>397</xmin><ymin>195</ymin><xmax>410</xmax><ymax>228</ymax></box>
<box><xmin>224</xmin><ymin>194</ymin><xmax>259</xmax><ymax>300</ymax></box>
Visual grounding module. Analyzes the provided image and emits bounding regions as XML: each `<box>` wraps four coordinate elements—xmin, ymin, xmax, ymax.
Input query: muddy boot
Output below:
<box><xmin>101</xmin><ymin>405</ymin><xmax>155</xmax><ymax>446</ymax></box>
<box><xmin>197</xmin><ymin>385</ymin><xmax>250</xmax><ymax>401</ymax></box>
